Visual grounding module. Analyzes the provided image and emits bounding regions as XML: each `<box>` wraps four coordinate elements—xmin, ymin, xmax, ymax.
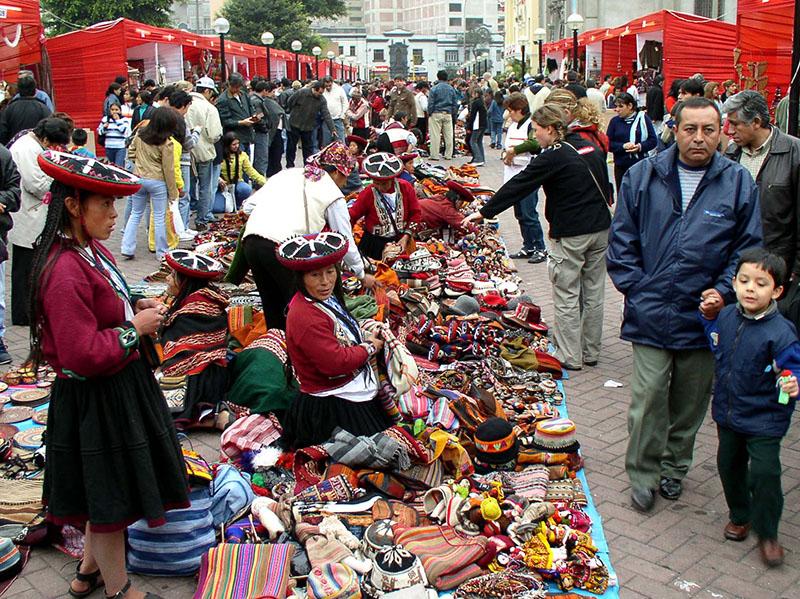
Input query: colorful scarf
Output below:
<box><xmin>304</xmin><ymin>141</ymin><xmax>355</xmax><ymax>181</ymax></box>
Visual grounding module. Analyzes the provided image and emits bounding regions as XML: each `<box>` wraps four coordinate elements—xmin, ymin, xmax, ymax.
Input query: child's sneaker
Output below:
<box><xmin>0</xmin><ymin>340</ymin><xmax>11</xmax><ymax>365</ymax></box>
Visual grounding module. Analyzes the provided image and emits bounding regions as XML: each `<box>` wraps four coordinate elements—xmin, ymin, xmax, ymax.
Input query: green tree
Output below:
<box><xmin>299</xmin><ymin>0</ymin><xmax>347</xmax><ymax>20</ymax></box>
<box><xmin>220</xmin><ymin>0</ymin><xmax>325</xmax><ymax>50</ymax></box>
<box><xmin>42</xmin><ymin>0</ymin><xmax>173</xmax><ymax>35</ymax></box>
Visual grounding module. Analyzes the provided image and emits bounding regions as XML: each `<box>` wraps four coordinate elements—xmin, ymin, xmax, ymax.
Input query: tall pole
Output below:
<box><xmin>789</xmin><ymin>0</ymin><xmax>800</xmax><ymax>136</ymax></box>
<box><xmin>521</xmin><ymin>44</ymin><xmax>526</xmax><ymax>76</ymax></box>
<box><xmin>571</xmin><ymin>28</ymin><xmax>578</xmax><ymax>71</ymax></box>
<box><xmin>294</xmin><ymin>51</ymin><xmax>299</xmax><ymax>80</ymax></box>
<box><xmin>266</xmin><ymin>48</ymin><xmax>271</xmax><ymax>80</ymax></box>
<box><xmin>538</xmin><ymin>41</ymin><xmax>543</xmax><ymax>75</ymax></box>
<box><xmin>219</xmin><ymin>34</ymin><xmax>227</xmax><ymax>82</ymax></box>
<box><xmin>315</xmin><ymin>56</ymin><xmax>320</xmax><ymax>78</ymax></box>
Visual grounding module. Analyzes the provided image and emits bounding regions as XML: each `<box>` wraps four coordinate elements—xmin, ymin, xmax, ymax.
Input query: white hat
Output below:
<box><xmin>195</xmin><ymin>76</ymin><xmax>217</xmax><ymax>91</ymax></box>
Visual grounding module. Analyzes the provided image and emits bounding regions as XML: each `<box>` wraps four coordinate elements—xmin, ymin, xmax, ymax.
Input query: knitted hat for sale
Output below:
<box><xmin>37</xmin><ymin>150</ymin><xmax>141</xmax><ymax>198</ymax></box>
<box><xmin>0</xmin><ymin>538</ymin><xmax>21</xmax><ymax>580</ymax></box>
<box><xmin>530</xmin><ymin>417</ymin><xmax>580</xmax><ymax>453</ymax></box>
<box><xmin>473</xmin><ymin>417</ymin><xmax>519</xmax><ymax>468</ymax></box>
<box><xmin>305</xmin><ymin>562</ymin><xmax>362</xmax><ymax>599</ymax></box>
<box><xmin>362</xmin><ymin>519</ymin><xmax>395</xmax><ymax>559</ymax></box>
<box><xmin>368</xmin><ymin>544</ymin><xmax>427</xmax><ymax>593</ymax></box>
<box><xmin>276</xmin><ymin>232</ymin><xmax>349</xmax><ymax>272</ymax></box>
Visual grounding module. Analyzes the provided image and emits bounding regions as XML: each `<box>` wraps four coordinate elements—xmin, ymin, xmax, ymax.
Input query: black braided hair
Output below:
<box><xmin>27</xmin><ymin>181</ymin><xmax>81</xmax><ymax>371</ymax></box>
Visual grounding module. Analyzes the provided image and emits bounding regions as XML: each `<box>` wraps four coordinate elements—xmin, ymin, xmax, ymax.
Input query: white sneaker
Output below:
<box><xmin>472</xmin><ymin>162</ymin><xmax>485</xmax><ymax>167</ymax></box>
<box><xmin>179</xmin><ymin>231</ymin><xmax>197</xmax><ymax>241</ymax></box>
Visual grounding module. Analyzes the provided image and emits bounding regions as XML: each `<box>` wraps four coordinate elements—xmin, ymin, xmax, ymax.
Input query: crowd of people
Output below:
<box><xmin>0</xmin><ymin>59</ymin><xmax>798</xmax><ymax>599</ymax></box>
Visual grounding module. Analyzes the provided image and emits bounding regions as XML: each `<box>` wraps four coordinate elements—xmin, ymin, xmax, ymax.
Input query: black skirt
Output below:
<box><xmin>282</xmin><ymin>392</ymin><xmax>393</xmax><ymax>448</ymax></box>
<box><xmin>173</xmin><ymin>364</ymin><xmax>228</xmax><ymax>428</ymax></box>
<box><xmin>43</xmin><ymin>359</ymin><xmax>189</xmax><ymax>532</ymax></box>
<box><xmin>358</xmin><ymin>231</ymin><xmax>398</xmax><ymax>261</ymax></box>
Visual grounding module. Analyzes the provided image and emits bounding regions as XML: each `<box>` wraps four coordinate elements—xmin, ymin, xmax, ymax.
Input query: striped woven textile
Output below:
<box><xmin>193</xmin><ymin>542</ymin><xmax>294</xmax><ymax>599</ymax></box>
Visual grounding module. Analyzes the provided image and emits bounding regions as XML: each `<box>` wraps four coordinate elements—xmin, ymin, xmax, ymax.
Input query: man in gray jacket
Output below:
<box><xmin>186</xmin><ymin>77</ymin><xmax>223</xmax><ymax>230</ymax></box>
<box><xmin>286</xmin><ymin>81</ymin><xmax>336</xmax><ymax>167</ymax></box>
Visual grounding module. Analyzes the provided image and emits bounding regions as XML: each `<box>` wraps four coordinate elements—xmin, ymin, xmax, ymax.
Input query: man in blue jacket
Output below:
<box><xmin>607</xmin><ymin>97</ymin><xmax>762</xmax><ymax>512</ymax></box>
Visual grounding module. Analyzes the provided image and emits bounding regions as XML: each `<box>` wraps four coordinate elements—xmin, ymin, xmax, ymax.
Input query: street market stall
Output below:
<box><xmin>0</xmin><ymin>0</ymin><xmax>44</xmax><ymax>83</ymax></box>
<box><xmin>736</xmin><ymin>0</ymin><xmax>794</xmax><ymax>105</ymax></box>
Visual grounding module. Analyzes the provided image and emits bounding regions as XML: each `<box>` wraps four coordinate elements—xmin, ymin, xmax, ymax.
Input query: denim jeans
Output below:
<box><xmin>489</xmin><ymin>122</ymin><xmax>503</xmax><ymax>147</ymax></box>
<box><xmin>322</xmin><ymin>118</ymin><xmax>345</xmax><ymax>147</ymax></box>
<box><xmin>179</xmin><ymin>163</ymin><xmax>191</xmax><ymax>230</ymax></box>
<box><xmin>192</xmin><ymin>160</ymin><xmax>213</xmax><ymax>226</ymax></box>
<box><xmin>252</xmin><ymin>131</ymin><xmax>269</xmax><ymax>176</ymax></box>
<box><xmin>122</xmin><ymin>178</ymin><xmax>168</xmax><ymax>258</ymax></box>
<box><xmin>513</xmin><ymin>187</ymin><xmax>545</xmax><ymax>252</ymax></box>
<box><xmin>105</xmin><ymin>147</ymin><xmax>126</xmax><ymax>167</ymax></box>
<box><xmin>469</xmin><ymin>128</ymin><xmax>486</xmax><ymax>163</ymax></box>
<box><xmin>209</xmin><ymin>162</ymin><xmax>222</xmax><ymax>222</ymax></box>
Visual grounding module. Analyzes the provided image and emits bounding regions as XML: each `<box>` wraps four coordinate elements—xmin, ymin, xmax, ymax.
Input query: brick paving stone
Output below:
<box><xmin>6</xmin><ymin>151</ymin><xmax>800</xmax><ymax>597</ymax></box>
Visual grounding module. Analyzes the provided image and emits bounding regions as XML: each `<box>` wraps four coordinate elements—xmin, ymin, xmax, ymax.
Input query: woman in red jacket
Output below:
<box><xmin>349</xmin><ymin>152</ymin><xmax>421</xmax><ymax>260</ymax></box>
<box><xmin>29</xmin><ymin>151</ymin><xmax>187</xmax><ymax>599</ymax></box>
<box><xmin>278</xmin><ymin>232</ymin><xmax>390</xmax><ymax>448</ymax></box>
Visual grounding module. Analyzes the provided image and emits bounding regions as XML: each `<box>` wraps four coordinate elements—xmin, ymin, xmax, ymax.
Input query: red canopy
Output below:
<box><xmin>0</xmin><ymin>0</ymin><xmax>44</xmax><ymax>81</ymax></box>
<box><xmin>736</xmin><ymin>0</ymin><xmax>793</xmax><ymax>104</ymax></box>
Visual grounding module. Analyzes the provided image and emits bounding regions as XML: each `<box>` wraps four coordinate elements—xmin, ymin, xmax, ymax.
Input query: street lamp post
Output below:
<box><xmin>519</xmin><ymin>38</ymin><xmax>526</xmax><ymax>77</ymax></box>
<box><xmin>566</xmin><ymin>13</ymin><xmax>584</xmax><ymax>72</ymax></box>
<box><xmin>326</xmin><ymin>51</ymin><xmax>335</xmax><ymax>77</ymax></box>
<box><xmin>534</xmin><ymin>28</ymin><xmax>546</xmax><ymax>75</ymax></box>
<box><xmin>339</xmin><ymin>54</ymin><xmax>346</xmax><ymax>81</ymax></box>
<box><xmin>213</xmin><ymin>17</ymin><xmax>230</xmax><ymax>82</ymax></box>
<box><xmin>312</xmin><ymin>46</ymin><xmax>322</xmax><ymax>79</ymax></box>
<box><xmin>261</xmin><ymin>31</ymin><xmax>274</xmax><ymax>80</ymax></box>
<box><xmin>291</xmin><ymin>40</ymin><xmax>302</xmax><ymax>80</ymax></box>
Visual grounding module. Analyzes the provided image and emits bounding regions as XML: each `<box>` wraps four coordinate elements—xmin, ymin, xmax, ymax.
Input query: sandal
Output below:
<box><xmin>105</xmin><ymin>578</ymin><xmax>164</xmax><ymax>599</ymax></box>
<box><xmin>69</xmin><ymin>560</ymin><xmax>103</xmax><ymax>598</ymax></box>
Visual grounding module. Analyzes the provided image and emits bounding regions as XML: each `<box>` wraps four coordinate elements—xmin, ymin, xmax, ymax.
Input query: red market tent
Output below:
<box><xmin>736</xmin><ymin>0</ymin><xmax>794</xmax><ymax>104</ymax></box>
<box><xmin>0</xmin><ymin>0</ymin><xmax>44</xmax><ymax>82</ymax></box>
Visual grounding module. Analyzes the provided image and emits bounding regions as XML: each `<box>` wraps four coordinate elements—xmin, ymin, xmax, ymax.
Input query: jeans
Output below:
<box><xmin>489</xmin><ymin>121</ymin><xmax>503</xmax><ymax>147</ymax></box>
<box><xmin>513</xmin><ymin>188</ymin><xmax>545</xmax><ymax>252</ymax></box>
<box><xmin>252</xmin><ymin>131</ymin><xmax>269</xmax><ymax>176</ymax></box>
<box><xmin>192</xmin><ymin>160</ymin><xmax>213</xmax><ymax>226</ymax></box>
<box><xmin>429</xmin><ymin>112</ymin><xmax>454</xmax><ymax>159</ymax></box>
<box><xmin>210</xmin><ymin>162</ymin><xmax>222</xmax><ymax>221</ymax></box>
<box><xmin>310</xmin><ymin>124</ymin><xmax>320</xmax><ymax>154</ymax></box>
<box><xmin>122</xmin><ymin>178</ymin><xmax>168</xmax><ymax>258</ymax></box>
<box><xmin>105</xmin><ymin>147</ymin><xmax>126</xmax><ymax>167</ymax></box>
<box><xmin>286</xmin><ymin>128</ymin><xmax>314</xmax><ymax>167</ymax></box>
<box><xmin>179</xmin><ymin>163</ymin><xmax>191</xmax><ymax>230</ymax></box>
<box><xmin>468</xmin><ymin>128</ymin><xmax>485</xmax><ymax>163</ymax></box>
<box><xmin>322</xmin><ymin>119</ymin><xmax>346</xmax><ymax>147</ymax></box>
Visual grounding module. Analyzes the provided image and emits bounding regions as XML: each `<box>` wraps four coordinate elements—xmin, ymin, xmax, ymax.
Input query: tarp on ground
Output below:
<box><xmin>736</xmin><ymin>0</ymin><xmax>794</xmax><ymax>104</ymax></box>
<box><xmin>0</xmin><ymin>0</ymin><xmax>44</xmax><ymax>81</ymax></box>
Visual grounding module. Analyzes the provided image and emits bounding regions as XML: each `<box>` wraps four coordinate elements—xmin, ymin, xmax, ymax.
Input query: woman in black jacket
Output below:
<box><xmin>463</xmin><ymin>104</ymin><xmax>612</xmax><ymax>370</ymax></box>
<box><xmin>466</xmin><ymin>84</ymin><xmax>487</xmax><ymax>166</ymax></box>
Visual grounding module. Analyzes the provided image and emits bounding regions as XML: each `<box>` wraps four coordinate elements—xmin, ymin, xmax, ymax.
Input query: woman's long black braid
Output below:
<box><xmin>27</xmin><ymin>181</ymin><xmax>81</xmax><ymax>371</ymax></box>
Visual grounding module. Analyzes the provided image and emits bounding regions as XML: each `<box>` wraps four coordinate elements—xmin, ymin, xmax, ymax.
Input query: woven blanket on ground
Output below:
<box><xmin>193</xmin><ymin>542</ymin><xmax>294</xmax><ymax>599</ymax></box>
<box><xmin>162</xmin><ymin>287</ymin><xmax>229</xmax><ymax>377</ymax></box>
<box><xmin>323</xmin><ymin>427</ymin><xmax>411</xmax><ymax>471</ymax></box>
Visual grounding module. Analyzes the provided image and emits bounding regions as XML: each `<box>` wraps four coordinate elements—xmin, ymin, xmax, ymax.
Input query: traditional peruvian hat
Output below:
<box><xmin>276</xmin><ymin>232</ymin><xmax>349</xmax><ymax>272</ymax></box>
<box><xmin>445</xmin><ymin>180</ymin><xmax>476</xmax><ymax>204</ymax></box>
<box><xmin>362</xmin><ymin>152</ymin><xmax>403</xmax><ymax>181</ymax></box>
<box><xmin>346</xmin><ymin>134</ymin><xmax>369</xmax><ymax>152</ymax></box>
<box><xmin>398</xmin><ymin>152</ymin><xmax>418</xmax><ymax>163</ymax></box>
<box><xmin>473</xmin><ymin>417</ymin><xmax>519</xmax><ymax>467</ymax></box>
<box><xmin>165</xmin><ymin>249</ymin><xmax>225</xmax><ymax>280</ymax></box>
<box><xmin>37</xmin><ymin>150</ymin><xmax>141</xmax><ymax>197</ymax></box>
<box><xmin>502</xmin><ymin>301</ymin><xmax>548</xmax><ymax>333</ymax></box>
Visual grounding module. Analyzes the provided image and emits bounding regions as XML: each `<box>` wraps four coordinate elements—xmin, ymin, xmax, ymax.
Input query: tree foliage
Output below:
<box><xmin>42</xmin><ymin>0</ymin><xmax>173</xmax><ymax>35</ymax></box>
<box><xmin>220</xmin><ymin>0</ymin><xmax>346</xmax><ymax>51</ymax></box>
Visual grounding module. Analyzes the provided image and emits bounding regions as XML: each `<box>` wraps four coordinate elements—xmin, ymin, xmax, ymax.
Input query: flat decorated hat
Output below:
<box><xmin>165</xmin><ymin>249</ymin><xmax>225</xmax><ymax>280</ymax></box>
<box><xmin>346</xmin><ymin>134</ymin><xmax>369</xmax><ymax>150</ymax></box>
<box><xmin>530</xmin><ymin>417</ymin><xmax>580</xmax><ymax>453</ymax></box>
<box><xmin>276</xmin><ymin>232</ymin><xmax>349</xmax><ymax>272</ymax></box>
<box><xmin>306</xmin><ymin>562</ymin><xmax>361</xmax><ymax>599</ymax></box>
<box><xmin>362</xmin><ymin>152</ymin><xmax>403</xmax><ymax>181</ymax></box>
<box><xmin>446</xmin><ymin>180</ymin><xmax>476</xmax><ymax>204</ymax></box>
<box><xmin>37</xmin><ymin>150</ymin><xmax>141</xmax><ymax>197</ymax></box>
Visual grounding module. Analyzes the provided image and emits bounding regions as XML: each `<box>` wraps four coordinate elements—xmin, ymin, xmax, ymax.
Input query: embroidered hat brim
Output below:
<box><xmin>445</xmin><ymin>180</ymin><xmax>475</xmax><ymax>203</ymax></box>
<box><xmin>276</xmin><ymin>232</ymin><xmax>350</xmax><ymax>272</ymax></box>
<box><xmin>363</xmin><ymin>152</ymin><xmax>403</xmax><ymax>180</ymax></box>
<box><xmin>346</xmin><ymin>135</ymin><xmax>369</xmax><ymax>149</ymax></box>
<box><xmin>165</xmin><ymin>249</ymin><xmax>225</xmax><ymax>280</ymax></box>
<box><xmin>37</xmin><ymin>151</ymin><xmax>142</xmax><ymax>197</ymax></box>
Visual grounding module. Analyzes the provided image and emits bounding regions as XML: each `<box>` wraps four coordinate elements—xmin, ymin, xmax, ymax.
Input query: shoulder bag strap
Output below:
<box><xmin>561</xmin><ymin>141</ymin><xmax>609</xmax><ymax>203</ymax></box>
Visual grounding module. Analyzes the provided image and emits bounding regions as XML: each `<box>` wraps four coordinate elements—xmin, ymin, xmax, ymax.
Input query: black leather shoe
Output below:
<box><xmin>631</xmin><ymin>487</ymin><xmax>655</xmax><ymax>512</ymax></box>
<box><xmin>659</xmin><ymin>477</ymin><xmax>682</xmax><ymax>500</ymax></box>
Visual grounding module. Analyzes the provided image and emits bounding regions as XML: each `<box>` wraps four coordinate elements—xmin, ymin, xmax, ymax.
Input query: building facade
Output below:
<box><xmin>170</xmin><ymin>0</ymin><xmax>226</xmax><ymax>35</ymax></box>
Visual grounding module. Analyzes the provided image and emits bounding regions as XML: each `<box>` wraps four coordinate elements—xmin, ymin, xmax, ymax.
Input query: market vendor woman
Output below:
<box><xmin>349</xmin><ymin>151</ymin><xmax>421</xmax><ymax>261</ymax></box>
<box><xmin>278</xmin><ymin>232</ymin><xmax>391</xmax><ymax>448</ymax></box>
<box><xmin>30</xmin><ymin>151</ymin><xmax>188</xmax><ymax>599</ymax></box>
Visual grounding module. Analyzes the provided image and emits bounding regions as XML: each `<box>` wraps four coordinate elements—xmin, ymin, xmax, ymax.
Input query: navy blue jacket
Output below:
<box><xmin>702</xmin><ymin>303</ymin><xmax>800</xmax><ymax>437</ymax></box>
<box><xmin>607</xmin><ymin>145</ymin><xmax>762</xmax><ymax>350</ymax></box>
<box><xmin>607</xmin><ymin>112</ymin><xmax>657</xmax><ymax>170</ymax></box>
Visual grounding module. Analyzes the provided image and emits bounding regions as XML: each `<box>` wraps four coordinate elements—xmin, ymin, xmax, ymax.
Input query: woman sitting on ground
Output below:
<box><xmin>218</xmin><ymin>132</ymin><xmax>266</xmax><ymax>209</ymax></box>
<box><xmin>279</xmin><ymin>232</ymin><xmax>390</xmax><ymax>448</ymax></box>
<box><xmin>160</xmin><ymin>249</ymin><xmax>231</xmax><ymax>431</ymax></box>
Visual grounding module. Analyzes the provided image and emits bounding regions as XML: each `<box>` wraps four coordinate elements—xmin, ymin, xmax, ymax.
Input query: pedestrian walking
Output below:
<box><xmin>0</xmin><ymin>76</ymin><xmax>51</xmax><ymax>145</ymax></box>
<box><xmin>96</xmin><ymin>103</ymin><xmax>131</xmax><ymax>167</ymax></box>
<box><xmin>427</xmin><ymin>71</ymin><xmax>459</xmax><ymax>161</ymax></box>
<box><xmin>322</xmin><ymin>76</ymin><xmax>348</xmax><ymax>146</ymax></box>
<box><xmin>286</xmin><ymin>81</ymin><xmax>336</xmax><ymax>168</ymax></box>
<box><xmin>607</xmin><ymin>92</ymin><xmax>657</xmax><ymax>190</ymax></box>
<box><xmin>216</xmin><ymin>73</ymin><xmax>257</xmax><ymax>156</ymax></box>
<box><xmin>466</xmin><ymin>84</ymin><xmax>487</xmax><ymax>166</ymax></box>
<box><xmin>488</xmin><ymin>91</ymin><xmax>505</xmax><ymax>150</ymax></box>
<box><xmin>185</xmin><ymin>77</ymin><xmax>223</xmax><ymax>231</ymax></box>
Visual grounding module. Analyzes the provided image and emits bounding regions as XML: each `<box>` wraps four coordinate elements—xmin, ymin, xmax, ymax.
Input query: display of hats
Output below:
<box><xmin>165</xmin><ymin>249</ymin><xmax>225</xmax><ymax>280</ymax></box>
<box><xmin>10</xmin><ymin>389</ymin><xmax>49</xmax><ymax>408</ymax></box>
<box><xmin>37</xmin><ymin>151</ymin><xmax>142</xmax><ymax>197</ymax></box>
<box><xmin>441</xmin><ymin>295</ymin><xmax>480</xmax><ymax>317</ymax></box>
<box><xmin>362</xmin><ymin>152</ymin><xmax>403</xmax><ymax>180</ymax></box>
<box><xmin>346</xmin><ymin>135</ymin><xmax>369</xmax><ymax>151</ymax></box>
<box><xmin>445</xmin><ymin>180</ymin><xmax>476</xmax><ymax>204</ymax></box>
<box><xmin>530</xmin><ymin>418</ymin><xmax>580</xmax><ymax>453</ymax></box>
<box><xmin>368</xmin><ymin>544</ymin><xmax>427</xmax><ymax>594</ymax></box>
<box><xmin>473</xmin><ymin>417</ymin><xmax>519</xmax><ymax>471</ymax></box>
<box><xmin>0</xmin><ymin>407</ymin><xmax>34</xmax><ymax>425</ymax></box>
<box><xmin>0</xmin><ymin>424</ymin><xmax>18</xmax><ymax>440</ymax></box>
<box><xmin>362</xmin><ymin>519</ymin><xmax>396</xmax><ymax>559</ymax></box>
<box><xmin>501</xmin><ymin>301</ymin><xmax>548</xmax><ymax>333</ymax></box>
<box><xmin>305</xmin><ymin>562</ymin><xmax>362</xmax><ymax>599</ymax></box>
<box><xmin>276</xmin><ymin>232</ymin><xmax>349</xmax><ymax>272</ymax></box>
<box><xmin>0</xmin><ymin>537</ymin><xmax>21</xmax><ymax>580</ymax></box>
<box><xmin>394</xmin><ymin>248</ymin><xmax>441</xmax><ymax>275</ymax></box>
<box><xmin>12</xmin><ymin>426</ymin><xmax>45</xmax><ymax>450</ymax></box>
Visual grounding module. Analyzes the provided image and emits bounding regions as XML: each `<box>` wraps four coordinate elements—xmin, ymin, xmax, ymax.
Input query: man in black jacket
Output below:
<box><xmin>249</xmin><ymin>79</ymin><xmax>271</xmax><ymax>176</ymax></box>
<box><xmin>260</xmin><ymin>81</ymin><xmax>286</xmax><ymax>177</ymax></box>
<box><xmin>285</xmin><ymin>81</ymin><xmax>335</xmax><ymax>167</ymax></box>
<box><xmin>0</xmin><ymin>77</ymin><xmax>51</xmax><ymax>145</ymax></box>
<box><xmin>646</xmin><ymin>75</ymin><xmax>665</xmax><ymax>131</ymax></box>
<box><xmin>216</xmin><ymin>73</ymin><xmax>258</xmax><ymax>155</ymax></box>
<box><xmin>0</xmin><ymin>145</ymin><xmax>20</xmax><ymax>363</ymax></box>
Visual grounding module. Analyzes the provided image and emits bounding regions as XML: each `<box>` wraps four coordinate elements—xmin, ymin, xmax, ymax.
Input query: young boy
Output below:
<box><xmin>69</xmin><ymin>128</ymin><xmax>96</xmax><ymax>159</ymax></box>
<box><xmin>700</xmin><ymin>248</ymin><xmax>800</xmax><ymax>567</ymax></box>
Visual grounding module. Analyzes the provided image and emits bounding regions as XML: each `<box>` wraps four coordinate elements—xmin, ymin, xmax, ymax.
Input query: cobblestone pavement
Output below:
<box><xmin>5</xmin><ymin>149</ymin><xmax>799</xmax><ymax>598</ymax></box>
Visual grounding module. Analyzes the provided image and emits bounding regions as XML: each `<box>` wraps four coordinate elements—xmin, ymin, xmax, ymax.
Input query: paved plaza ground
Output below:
<box><xmin>4</xmin><ymin>150</ymin><xmax>799</xmax><ymax>598</ymax></box>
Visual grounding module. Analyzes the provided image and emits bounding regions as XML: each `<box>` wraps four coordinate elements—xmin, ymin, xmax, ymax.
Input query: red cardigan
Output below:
<box><xmin>285</xmin><ymin>292</ymin><xmax>369</xmax><ymax>394</ymax></box>
<box><xmin>40</xmin><ymin>243</ymin><xmax>139</xmax><ymax>379</ymax></box>
<box><xmin>349</xmin><ymin>178</ymin><xmax>421</xmax><ymax>236</ymax></box>
<box><xmin>419</xmin><ymin>195</ymin><xmax>465</xmax><ymax>230</ymax></box>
